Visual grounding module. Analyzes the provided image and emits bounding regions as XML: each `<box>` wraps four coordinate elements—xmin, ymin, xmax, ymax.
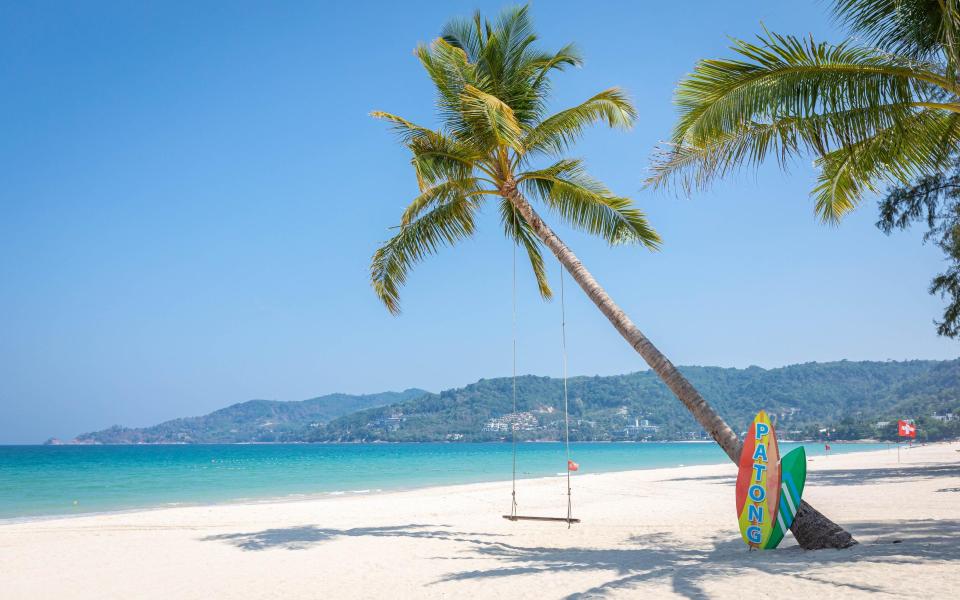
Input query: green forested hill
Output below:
<box><xmin>72</xmin><ymin>389</ymin><xmax>428</xmax><ymax>444</ymax></box>
<box><xmin>67</xmin><ymin>360</ymin><xmax>960</xmax><ymax>444</ymax></box>
<box><xmin>310</xmin><ymin>360</ymin><xmax>960</xmax><ymax>442</ymax></box>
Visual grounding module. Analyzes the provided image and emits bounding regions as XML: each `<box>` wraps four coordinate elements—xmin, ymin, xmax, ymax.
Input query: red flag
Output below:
<box><xmin>567</xmin><ymin>460</ymin><xmax>579</xmax><ymax>472</ymax></box>
<box><xmin>898</xmin><ymin>420</ymin><xmax>916</xmax><ymax>438</ymax></box>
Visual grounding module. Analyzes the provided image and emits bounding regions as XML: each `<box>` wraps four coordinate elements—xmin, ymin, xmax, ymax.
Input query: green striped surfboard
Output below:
<box><xmin>765</xmin><ymin>446</ymin><xmax>806</xmax><ymax>549</ymax></box>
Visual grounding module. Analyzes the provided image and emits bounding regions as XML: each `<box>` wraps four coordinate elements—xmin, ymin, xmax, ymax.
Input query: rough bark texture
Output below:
<box><xmin>502</xmin><ymin>181</ymin><xmax>857</xmax><ymax>550</ymax></box>
<box><xmin>790</xmin><ymin>501</ymin><xmax>857</xmax><ymax>549</ymax></box>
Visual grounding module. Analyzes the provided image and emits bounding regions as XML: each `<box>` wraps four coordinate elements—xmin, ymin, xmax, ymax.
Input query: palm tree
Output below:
<box><xmin>649</xmin><ymin>1</ymin><xmax>960</xmax><ymax>339</ymax></box>
<box><xmin>648</xmin><ymin>0</ymin><xmax>960</xmax><ymax>224</ymax></box>
<box><xmin>370</xmin><ymin>6</ymin><xmax>854</xmax><ymax>549</ymax></box>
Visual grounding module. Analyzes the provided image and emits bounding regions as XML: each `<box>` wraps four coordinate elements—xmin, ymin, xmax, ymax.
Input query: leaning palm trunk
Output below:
<box><xmin>501</xmin><ymin>180</ymin><xmax>856</xmax><ymax>550</ymax></box>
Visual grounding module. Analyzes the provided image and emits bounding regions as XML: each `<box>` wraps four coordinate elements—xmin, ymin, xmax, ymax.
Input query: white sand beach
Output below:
<box><xmin>2</xmin><ymin>442</ymin><xmax>958</xmax><ymax>599</ymax></box>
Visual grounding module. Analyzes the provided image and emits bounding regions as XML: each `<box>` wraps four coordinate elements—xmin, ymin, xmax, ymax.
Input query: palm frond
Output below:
<box><xmin>510</xmin><ymin>43</ymin><xmax>582</xmax><ymax>124</ymax></box>
<box><xmin>648</xmin><ymin>122</ymin><xmax>797</xmax><ymax>194</ymax></box>
<box><xmin>459</xmin><ymin>84</ymin><xmax>524</xmax><ymax>151</ymax></box>
<box><xmin>415</xmin><ymin>38</ymin><xmax>477</xmax><ymax>140</ymax></box>
<box><xmin>371</xmin><ymin>111</ymin><xmax>482</xmax><ymax>187</ymax></box>
<box><xmin>524</xmin><ymin>88</ymin><xmax>637</xmax><ymax>156</ymax></box>
<box><xmin>673</xmin><ymin>31</ymin><xmax>952</xmax><ymax>148</ymax></box>
<box><xmin>648</xmin><ymin>102</ymin><xmax>932</xmax><ymax>192</ymax></box>
<box><xmin>401</xmin><ymin>179</ymin><xmax>489</xmax><ymax>225</ymax></box>
<box><xmin>530</xmin><ymin>43</ymin><xmax>582</xmax><ymax>90</ymax></box>
<box><xmin>476</xmin><ymin>5</ymin><xmax>537</xmax><ymax>97</ymax></box>
<box><xmin>499</xmin><ymin>198</ymin><xmax>551</xmax><ymax>299</ymax></box>
<box><xmin>812</xmin><ymin>108</ymin><xmax>960</xmax><ymax>221</ymax></box>
<box><xmin>831</xmin><ymin>0</ymin><xmax>953</xmax><ymax>62</ymax></box>
<box><xmin>441</xmin><ymin>10</ymin><xmax>485</xmax><ymax>63</ymax></box>
<box><xmin>519</xmin><ymin>160</ymin><xmax>661</xmax><ymax>248</ymax></box>
<box><xmin>408</xmin><ymin>134</ymin><xmax>484</xmax><ymax>187</ymax></box>
<box><xmin>371</xmin><ymin>196</ymin><xmax>480</xmax><ymax>315</ymax></box>
<box><xmin>369</xmin><ymin>111</ymin><xmax>439</xmax><ymax>145</ymax></box>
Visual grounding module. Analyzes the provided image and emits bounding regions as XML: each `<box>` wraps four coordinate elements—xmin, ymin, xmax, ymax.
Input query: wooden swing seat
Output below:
<box><xmin>503</xmin><ymin>257</ymin><xmax>578</xmax><ymax>527</ymax></box>
<box><xmin>502</xmin><ymin>515</ymin><xmax>580</xmax><ymax>523</ymax></box>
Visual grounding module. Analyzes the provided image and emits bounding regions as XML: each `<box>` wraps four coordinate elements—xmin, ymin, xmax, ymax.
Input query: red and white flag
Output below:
<box><xmin>567</xmin><ymin>460</ymin><xmax>579</xmax><ymax>472</ymax></box>
<box><xmin>898</xmin><ymin>420</ymin><xmax>916</xmax><ymax>438</ymax></box>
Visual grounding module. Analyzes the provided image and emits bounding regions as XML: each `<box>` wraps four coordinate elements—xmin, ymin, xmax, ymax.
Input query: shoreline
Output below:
<box><xmin>0</xmin><ymin>441</ymin><xmax>899</xmax><ymax>524</ymax></box>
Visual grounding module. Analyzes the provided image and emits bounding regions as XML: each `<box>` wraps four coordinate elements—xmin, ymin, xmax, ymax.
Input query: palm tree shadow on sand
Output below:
<box><xmin>437</xmin><ymin>520</ymin><xmax>960</xmax><ymax>599</ymax></box>
<box><xmin>201</xmin><ymin>519</ymin><xmax>960</xmax><ymax>598</ymax></box>
<box><xmin>200</xmin><ymin>524</ymin><xmax>504</xmax><ymax>551</ymax></box>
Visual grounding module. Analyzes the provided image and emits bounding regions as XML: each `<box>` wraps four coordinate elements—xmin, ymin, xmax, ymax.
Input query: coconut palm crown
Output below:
<box><xmin>648</xmin><ymin>0</ymin><xmax>960</xmax><ymax>224</ymax></box>
<box><xmin>370</xmin><ymin>5</ymin><xmax>659</xmax><ymax>313</ymax></box>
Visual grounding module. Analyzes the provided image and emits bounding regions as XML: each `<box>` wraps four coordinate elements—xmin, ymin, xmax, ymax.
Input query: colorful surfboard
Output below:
<box><xmin>735</xmin><ymin>410</ymin><xmax>780</xmax><ymax>549</ymax></box>
<box><xmin>765</xmin><ymin>446</ymin><xmax>807</xmax><ymax>549</ymax></box>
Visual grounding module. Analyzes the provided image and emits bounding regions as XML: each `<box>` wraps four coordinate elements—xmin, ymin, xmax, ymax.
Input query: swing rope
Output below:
<box><xmin>506</xmin><ymin>205</ymin><xmax>576</xmax><ymax>525</ymax></box>
<box><xmin>560</xmin><ymin>264</ymin><xmax>572</xmax><ymax>527</ymax></box>
<box><xmin>510</xmin><ymin>210</ymin><xmax>518</xmax><ymax>520</ymax></box>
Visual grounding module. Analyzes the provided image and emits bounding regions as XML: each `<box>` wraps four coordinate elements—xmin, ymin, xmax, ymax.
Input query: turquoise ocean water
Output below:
<box><xmin>0</xmin><ymin>442</ymin><xmax>890</xmax><ymax>520</ymax></box>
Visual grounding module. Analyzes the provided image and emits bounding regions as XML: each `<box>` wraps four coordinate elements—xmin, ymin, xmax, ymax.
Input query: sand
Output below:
<box><xmin>1</xmin><ymin>441</ymin><xmax>958</xmax><ymax>599</ymax></box>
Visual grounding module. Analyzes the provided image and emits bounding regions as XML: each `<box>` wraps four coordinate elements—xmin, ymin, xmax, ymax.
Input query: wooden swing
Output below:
<box><xmin>502</xmin><ymin>210</ymin><xmax>579</xmax><ymax>526</ymax></box>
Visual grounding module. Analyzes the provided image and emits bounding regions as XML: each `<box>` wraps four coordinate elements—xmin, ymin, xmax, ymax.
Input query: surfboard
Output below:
<box><xmin>735</xmin><ymin>410</ymin><xmax>780</xmax><ymax>549</ymax></box>
<box><xmin>765</xmin><ymin>446</ymin><xmax>806</xmax><ymax>549</ymax></box>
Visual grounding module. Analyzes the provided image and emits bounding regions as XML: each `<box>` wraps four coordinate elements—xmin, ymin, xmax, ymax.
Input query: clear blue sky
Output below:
<box><xmin>1</xmin><ymin>1</ymin><xmax>956</xmax><ymax>443</ymax></box>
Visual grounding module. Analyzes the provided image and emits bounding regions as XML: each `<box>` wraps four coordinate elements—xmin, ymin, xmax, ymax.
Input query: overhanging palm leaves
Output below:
<box><xmin>649</xmin><ymin>1</ymin><xmax>960</xmax><ymax>223</ymax></box>
<box><xmin>371</xmin><ymin>5</ymin><xmax>659</xmax><ymax>314</ymax></box>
